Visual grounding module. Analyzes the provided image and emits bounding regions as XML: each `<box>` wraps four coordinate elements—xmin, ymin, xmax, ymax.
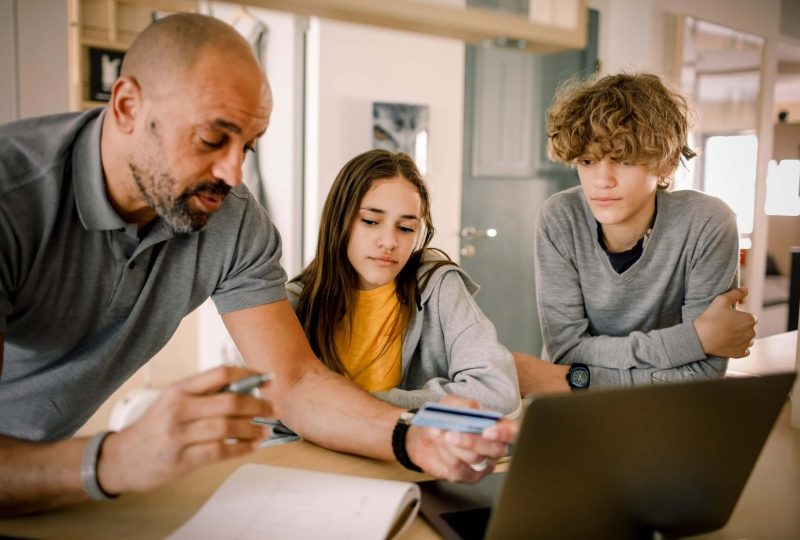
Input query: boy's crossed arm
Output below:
<box><xmin>693</xmin><ymin>287</ymin><xmax>756</xmax><ymax>358</ymax></box>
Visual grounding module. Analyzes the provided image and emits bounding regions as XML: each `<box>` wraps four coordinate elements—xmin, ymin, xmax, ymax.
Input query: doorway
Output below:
<box><xmin>459</xmin><ymin>8</ymin><xmax>598</xmax><ymax>355</ymax></box>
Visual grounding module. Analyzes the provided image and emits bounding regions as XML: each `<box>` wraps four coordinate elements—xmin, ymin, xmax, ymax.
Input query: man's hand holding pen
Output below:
<box><xmin>94</xmin><ymin>366</ymin><xmax>274</xmax><ymax>497</ymax></box>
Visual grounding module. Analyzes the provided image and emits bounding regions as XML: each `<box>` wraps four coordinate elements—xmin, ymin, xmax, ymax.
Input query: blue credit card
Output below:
<box><xmin>410</xmin><ymin>402</ymin><xmax>503</xmax><ymax>434</ymax></box>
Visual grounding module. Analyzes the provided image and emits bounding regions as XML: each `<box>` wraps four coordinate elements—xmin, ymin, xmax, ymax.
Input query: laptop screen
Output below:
<box><xmin>419</xmin><ymin>373</ymin><xmax>795</xmax><ymax>540</ymax></box>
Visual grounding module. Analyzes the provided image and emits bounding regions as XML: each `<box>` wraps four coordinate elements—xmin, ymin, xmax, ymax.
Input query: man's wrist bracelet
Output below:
<box><xmin>391</xmin><ymin>408</ymin><xmax>422</xmax><ymax>473</ymax></box>
<box><xmin>81</xmin><ymin>431</ymin><xmax>119</xmax><ymax>501</ymax></box>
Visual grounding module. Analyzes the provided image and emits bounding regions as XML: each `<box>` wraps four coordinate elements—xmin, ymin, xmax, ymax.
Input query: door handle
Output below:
<box><xmin>460</xmin><ymin>226</ymin><xmax>498</xmax><ymax>240</ymax></box>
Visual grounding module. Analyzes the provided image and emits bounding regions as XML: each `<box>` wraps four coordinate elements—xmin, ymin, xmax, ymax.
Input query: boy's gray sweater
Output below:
<box><xmin>535</xmin><ymin>186</ymin><xmax>739</xmax><ymax>387</ymax></box>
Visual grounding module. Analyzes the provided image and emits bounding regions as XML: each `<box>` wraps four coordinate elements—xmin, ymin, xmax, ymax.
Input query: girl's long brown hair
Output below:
<box><xmin>292</xmin><ymin>149</ymin><xmax>452</xmax><ymax>376</ymax></box>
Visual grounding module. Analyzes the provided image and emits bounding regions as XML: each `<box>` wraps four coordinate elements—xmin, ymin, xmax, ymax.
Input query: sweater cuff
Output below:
<box><xmin>585</xmin><ymin>365</ymin><xmax>626</xmax><ymax>387</ymax></box>
<box><xmin>660</xmin><ymin>321</ymin><xmax>707</xmax><ymax>368</ymax></box>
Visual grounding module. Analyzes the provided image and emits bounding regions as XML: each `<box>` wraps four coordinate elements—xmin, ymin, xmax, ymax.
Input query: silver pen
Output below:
<box><xmin>220</xmin><ymin>372</ymin><xmax>275</xmax><ymax>395</ymax></box>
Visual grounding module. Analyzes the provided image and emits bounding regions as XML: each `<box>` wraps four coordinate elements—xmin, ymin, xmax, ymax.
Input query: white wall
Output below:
<box><xmin>588</xmin><ymin>0</ymin><xmax>784</xmax><ymax>78</ymax></box>
<box><xmin>655</xmin><ymin>0</ymin><xmax>781</xmax><ymax>38</ymax></box>
<box><xmin>304</xmin><ymin>4</ymin><xmax>466</xmax><ymax>264</ymax></box>
<box><xmin>589</xmin><ymin>0</ymin><xmax>667</xmax><ymax>73</ymax></box>
<box><xmin>0</xmin><ymin>0</ymin><xmax>69</xmax><ymax>123</ymax></box>
<box><xmin>0</xmin><ymin>0</ymin><xmax>18</xmax><ymax>124</ymax></box>
<box><xmin>16</xmin><ymin>0</ymin><xmax>69</xmax><ymax>118</ymax></box>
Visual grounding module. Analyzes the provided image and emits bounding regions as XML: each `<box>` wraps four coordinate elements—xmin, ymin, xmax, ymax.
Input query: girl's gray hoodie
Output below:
<box><xmin>287</xmin><ymin>253</ymin><xmax>521</xmax><ymax>415</ymax></box>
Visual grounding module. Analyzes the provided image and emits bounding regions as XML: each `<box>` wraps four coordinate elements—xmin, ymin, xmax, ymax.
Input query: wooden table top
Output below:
<box><xmin>0</xmin><ymin>436</ymin><xmax>440</xmax><ymax>540</ymax></box>
<box><xmin>727</xmin><ymin>330</ymin><xmax>797</xmax><ymax>377</ymax></box>
<box><xmin>2</xmin><ymin>403</ymin><xmax>797</xmax><ymax>540</ymax></box>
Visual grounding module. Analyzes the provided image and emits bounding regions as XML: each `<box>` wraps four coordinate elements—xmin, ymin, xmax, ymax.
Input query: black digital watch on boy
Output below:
<box><xmin>566</xmin><ymin>363</ymin><xmax>591</xmax><ymax>390</ymax></box>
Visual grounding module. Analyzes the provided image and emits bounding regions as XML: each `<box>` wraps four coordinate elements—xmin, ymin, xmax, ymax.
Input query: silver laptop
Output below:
<box><xmin>419</xmin><ymin>372</ymin><xmax>796</xmax><ymax>540</ymax></box>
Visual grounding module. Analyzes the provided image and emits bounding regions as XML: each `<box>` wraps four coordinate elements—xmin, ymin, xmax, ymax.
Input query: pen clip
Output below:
<box><xmin>221</xmin><ymin>372</ymin><xmax>274</xmax><ymax>395</ymax></box>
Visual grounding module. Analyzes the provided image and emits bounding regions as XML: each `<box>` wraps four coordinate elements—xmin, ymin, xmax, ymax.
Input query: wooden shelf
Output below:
<box><xmin>114</xmin><ymin>0</ymin><xmax>198</xmax><ymax>12</ymax></box>
<box><xmin>68</xmin><ymin>0</ymin><xmax>198</xmax><ymax>111</ymax></box>
<box><xmin>245</xmin><ymin>0</ymin><xmax>587</xmax><ymax>54</ymax></box>
<box><xmin>80</xmin><ymin>36</ymin><xmax>131</xmax><ymax>50</ymax></box>
<box><xmin>82</xmin><ymin>99</ymin><xmax>108</xmax><ymax>110</ymax></box>
<box><xmin>66</xmin><ymin>0</ymin><xmax>587</xmax><ymax>113</ymax></box>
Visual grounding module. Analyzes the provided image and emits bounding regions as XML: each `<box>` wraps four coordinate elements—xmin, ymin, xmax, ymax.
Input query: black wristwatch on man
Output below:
<box><xmin>392</xmin><ymin>408</ymin><xmax>423</xmax><ymax>472</ymax></box>
<box><xmin>566</xmin><ymin>363</ymin><xmax>591</xmax><ymax>390</ymax></box>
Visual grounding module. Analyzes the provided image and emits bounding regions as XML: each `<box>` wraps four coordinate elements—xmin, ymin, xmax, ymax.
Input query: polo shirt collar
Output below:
<box><xmin>72</xmin><ymin>108</ymin><xmax>128</xmax><ymax>232</ymax></box>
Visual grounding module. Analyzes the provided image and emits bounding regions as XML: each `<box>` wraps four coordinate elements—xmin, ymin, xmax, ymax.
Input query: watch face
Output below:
<box><xmin>571</xmin><ymin>367</ymin><xmax>590</xmax><ymax>387</ymax></box>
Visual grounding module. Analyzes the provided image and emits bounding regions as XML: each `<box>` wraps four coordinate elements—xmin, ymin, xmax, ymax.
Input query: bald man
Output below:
<box><xmin>0</xmin><ymin>13</ymin><xmax>516</xmax><ymax>516</ymax></box>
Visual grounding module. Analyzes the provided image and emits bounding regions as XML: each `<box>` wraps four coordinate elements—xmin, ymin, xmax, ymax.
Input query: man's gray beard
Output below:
<box><xmin>129</xmin><ymin>163</ymin><xmax>211</xmax><ymax>234</ymax></box>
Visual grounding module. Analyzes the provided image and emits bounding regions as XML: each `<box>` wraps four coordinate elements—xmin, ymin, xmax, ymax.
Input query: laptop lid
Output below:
<box><xmin>419</xmin><ymin>372</ymin><xmax>796</xmax><ymax>540</ymax></box>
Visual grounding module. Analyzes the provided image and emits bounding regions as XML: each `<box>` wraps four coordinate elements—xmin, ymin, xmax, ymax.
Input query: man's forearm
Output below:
<box><xmin>222</xmin><ymin>301</ymin><xmax>404</xmax><ymax>461</ymax></box>
<box><xmin>0</xmin><ymin>436</ymin><xmax>89</xmax><ymax>516</ymax></box>
<box><xmin>278</xmin><ymin>365</ymin><xmax>401</xmax><ymax>460</ymax></box>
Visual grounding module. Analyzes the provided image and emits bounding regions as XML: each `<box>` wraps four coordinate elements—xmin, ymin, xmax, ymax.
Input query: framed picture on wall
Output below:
<box><xmin>372</xmin><ymin>102</ymin><xmax>430</xmax><ymax>175</ymax></box>
<box><xmin>88</xmin><ymin>47</ymin><xmax>125</xmax><ymax>102</ymax></box>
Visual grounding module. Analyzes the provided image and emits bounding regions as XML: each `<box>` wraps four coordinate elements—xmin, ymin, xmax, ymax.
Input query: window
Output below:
<box><xmin>702</xmin><ymin>134</ymin><xmax>759</xmax><ymax>235</ymax></box>
<box><xmin>765</xmin><ymin>159</ymin><xmax>800</xmax><ymax>216</ymax></box>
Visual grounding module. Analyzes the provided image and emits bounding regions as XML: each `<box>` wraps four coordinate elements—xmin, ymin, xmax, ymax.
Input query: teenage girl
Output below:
<box><xmin>289</xmin><ymin>149</ymin><xmax>520</xmax><ymax>414</ymax></box>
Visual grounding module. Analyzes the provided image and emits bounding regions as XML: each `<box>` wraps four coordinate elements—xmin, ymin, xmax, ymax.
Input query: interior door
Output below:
<box><xmin>459</xmin><ymin>10</ymin><xmax>598</xmax><ymax>355</ymax></box>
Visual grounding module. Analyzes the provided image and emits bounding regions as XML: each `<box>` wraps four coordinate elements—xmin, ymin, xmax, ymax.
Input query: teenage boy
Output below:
<box><xmin>515</xmin><ymin>72</ymin><xmax>756</xmax><ymax>393</ymax></box>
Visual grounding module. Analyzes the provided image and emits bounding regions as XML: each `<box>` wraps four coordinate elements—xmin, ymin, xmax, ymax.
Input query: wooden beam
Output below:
<box><xmin>243</xmin><ymin>0</ymin><xmax>587</xmax><ymax>54</ymax></box>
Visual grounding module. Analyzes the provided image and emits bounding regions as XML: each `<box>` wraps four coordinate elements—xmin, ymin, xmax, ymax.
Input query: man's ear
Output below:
<box><xmin>108</xmin><ymin>76</ymin><xmax>142</xmax><ymax>134</ymax></box>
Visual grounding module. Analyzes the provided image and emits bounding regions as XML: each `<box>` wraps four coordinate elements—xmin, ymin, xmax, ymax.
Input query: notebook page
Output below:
<box><xmin>168</xmin><ymin>464</ymin><xmax>421</xmax><ymax>540</ymax></box>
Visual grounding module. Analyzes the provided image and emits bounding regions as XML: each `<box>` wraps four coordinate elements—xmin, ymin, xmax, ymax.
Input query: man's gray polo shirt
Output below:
<box><xmin>0</xmin><ymin>108</ymin><xmax>287</xmax><ymax>441</ymax></box>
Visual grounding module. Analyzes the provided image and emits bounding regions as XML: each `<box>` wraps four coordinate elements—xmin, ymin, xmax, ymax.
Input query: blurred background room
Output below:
<box><xmin>1</xmin><ymin>0</ymin><xmax>798</xmax><ymax>433</ymax></box>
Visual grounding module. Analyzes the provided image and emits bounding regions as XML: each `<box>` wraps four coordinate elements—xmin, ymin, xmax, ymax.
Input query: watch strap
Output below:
<box><xmin>81</xmin><ymin>431</ymin><xmax>119</xmax><ymax>501</ymax></box>
<box><xmin>392</xmin><ymin>408</ymin><xmax>422</xmax><ymax>472</ymax></box>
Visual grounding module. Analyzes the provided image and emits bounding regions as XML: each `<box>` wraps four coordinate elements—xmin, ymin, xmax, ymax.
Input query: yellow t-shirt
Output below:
<box><xmin>334</xmin><ymin>281</ymin><xmax>404</xmax><ymax>392</ymax></box>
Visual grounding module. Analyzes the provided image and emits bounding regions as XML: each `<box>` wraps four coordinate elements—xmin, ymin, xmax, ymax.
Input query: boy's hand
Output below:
<box><xmin>694</xmin><ymin>287</ymin><xmax>757</xmax><ymax>358</ymax></box>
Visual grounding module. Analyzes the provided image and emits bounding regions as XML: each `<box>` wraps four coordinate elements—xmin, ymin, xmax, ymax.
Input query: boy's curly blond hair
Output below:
<box><xmin>546</xmin><ymin>72</ymin><xmax>696</xmax><ymax>189</ymax></box>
